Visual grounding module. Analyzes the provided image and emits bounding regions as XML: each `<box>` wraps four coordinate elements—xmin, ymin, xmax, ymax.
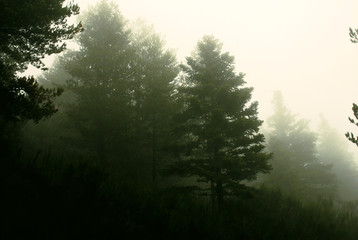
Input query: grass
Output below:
<box><xmin>2</xmin><ymin>155</ymin><xmax>358</xmax><ymax>239</ymax></box>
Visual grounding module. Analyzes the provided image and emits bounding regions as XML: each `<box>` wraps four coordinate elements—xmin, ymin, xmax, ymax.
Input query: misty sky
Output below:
<box><xmin>36</xmin><ymin>0</ymin><xmax>358</xmax><ymax>148</ymax></box>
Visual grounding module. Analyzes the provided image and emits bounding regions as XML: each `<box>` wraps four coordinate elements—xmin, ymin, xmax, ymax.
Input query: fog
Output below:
<box><xmin>33</xmin><ymin>0</ymin><xmax>358</xmax><ymax>154</ymax></box>
<box><xmin>5</xmin><ymin>0</ymin><xmax>358</xmax><ymax>238</ymax></box>
<box><xmin>78</xmin><ymin>1</ymin><xmax>358</xmax><ymax>124</ymax></box>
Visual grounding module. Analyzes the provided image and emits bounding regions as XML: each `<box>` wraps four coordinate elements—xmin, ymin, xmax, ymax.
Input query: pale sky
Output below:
<box><xmin>37</xmin><ymin>0</ymin><xmax>358</xmax><ymax>150</ymax></box>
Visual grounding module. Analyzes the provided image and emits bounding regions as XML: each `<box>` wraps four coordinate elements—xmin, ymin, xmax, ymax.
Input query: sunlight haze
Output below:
<box><xmin>56</xmin><ymin>0</ymin><xmax>358</xmax><ymax>151</ymax></box>
<box><xmin>6</xmin><ymin>1</ymin><xmax>358</xmax><ymax>236</ymax></box>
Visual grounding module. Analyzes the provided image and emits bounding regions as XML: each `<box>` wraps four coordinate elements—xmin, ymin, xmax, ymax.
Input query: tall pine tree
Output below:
<box><xmin>61</xmin><ymin>0</ymin><xmax>135</xmax><ymax>168</ymax></box>
<box><xmin>130</xmin><ymin>21</ymin><xmax>179</xmax><ymax>183</ymax></box>
<box><xmin>34</xmin><ymin>2</ymin><xmax>179</xmax><ymax>185</ymax></box>
<box><xmin>170</xmin><ymin>36</ymin><xmax>271</xmax><ymax>209</ymax></box>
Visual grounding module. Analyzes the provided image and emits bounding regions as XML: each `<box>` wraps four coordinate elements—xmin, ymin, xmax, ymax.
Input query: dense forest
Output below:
<box><xmin>2</xmin><ymin>1</ymin><xmax>358</xmax><ymax>239</ymax></box>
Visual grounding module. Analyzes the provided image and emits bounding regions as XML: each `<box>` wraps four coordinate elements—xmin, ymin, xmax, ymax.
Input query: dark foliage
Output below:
<box><xmin>2</xmin><ymin>2</ymin><xmax>358</xmax><ymax>239</ymax></box>
<box><xmin>346</xmin><ymin>103</ymin><xmax>358</xmax><ymax>146</ymax></box>
<box><xmin>0</xmin><ymin>0</ymin><xmax>82</xmax><ymax>125</ymax></box>
<box><xmin>168</xmin><ymin>35</ymin><xmax>271</xmax><ymax>209</ymax></box>
<box><xmin>2</xmin><ymin>155</ymin><xmax>358</xmax><ymax>240</ymax></box>
<box><xmin>0</xmin><ymin>0</ymin><xmax>83</xmax><ymax>70</ymax></box>
<box><xmin>0</xmin><ymin>65</ymin><xmax>63</xmax><ymax>123</ymax></box>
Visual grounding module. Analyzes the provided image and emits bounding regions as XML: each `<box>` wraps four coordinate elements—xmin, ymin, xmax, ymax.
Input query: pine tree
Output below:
<box><xmin>41</xmin><ymin>2</ymin><xmax>179</xmax><ymax>185</ymax></box>
<box><xmin>0</xmin><ymin>0</ymin><xmax>82</xmax><ymax>162</ymax></box>
<box><xmin>130</xmin><ymin>21</ymin><xmax>179</xmax><ymax>183</ymax></box>
<box><xmin>170</xmin><ymin>36</ymin><xmax>271</xmax><ymax>209</ymax></box>
<box><xmin>264</xmin><ymin>92</ymin><xmax>337</xmax><ymax>200</ymax></box>
<box><xmin>61</xmin><ymin>0</ymin><xmax>135</xmax><ymax>166</ymax></box>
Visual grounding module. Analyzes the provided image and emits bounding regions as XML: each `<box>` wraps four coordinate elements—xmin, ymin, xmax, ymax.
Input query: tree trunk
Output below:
<box><xmin>214</xmin><ymin>148</ymin><xmax>223</xmax><ymax>211</ymax></box>
<box><xmin>152</xmin><ymin>121</ymin><xmax>157</xmax><ymax>183</ymax></box>
<box><xmin>216</xmin><ymin>179</ymin><xmax>223</xmax><ymax>212</ymax></box>
<box><xmin>97</xmin><ymin>134</ymin><xmax>106</xmax><ymax>164</ymax></box>
<box><xmin>210</xmin><ymin>180</ymin><xmax>216</xmax><ymax>212</ymax></box>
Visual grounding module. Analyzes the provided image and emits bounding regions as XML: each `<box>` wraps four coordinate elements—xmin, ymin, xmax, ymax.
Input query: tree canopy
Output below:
<box><xmin>0</xmin><ymin>0</ymin><xmax>82</xmax><ymax>124</ymax></box>
<box><xmin>0</xmin><ymin>0</ymin><xmax>82</xmax><ymax>70</ymax></box>
<box><xmin>3</xmin><ymin>2</ymin><xmax>358</xmax><ymax>239</ymax></box>
<box><xmin>30</xmin><ymin>1</ymin><xmax>179</xmax><ymax>186</ymax></box>
<box><xmin>169</xmin><ymin>35</ymin><xmax>271</xmax><ymax>208</ymax></box>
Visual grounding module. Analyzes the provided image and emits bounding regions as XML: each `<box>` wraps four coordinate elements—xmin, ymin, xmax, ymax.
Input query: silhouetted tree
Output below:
<box><xmin>169</xmin><ymin>36</ymin><xmax>271</xmax><ymax>209</ymax></box>
<box><xmin>264</xmin><ymin>92</ymin><xmax>337</xmax><ymax>200</ymax></box>
<box><xmin>0</xmin><ymin>0</ymin><xmax>82</xmax><ymax>124</ymax></box>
